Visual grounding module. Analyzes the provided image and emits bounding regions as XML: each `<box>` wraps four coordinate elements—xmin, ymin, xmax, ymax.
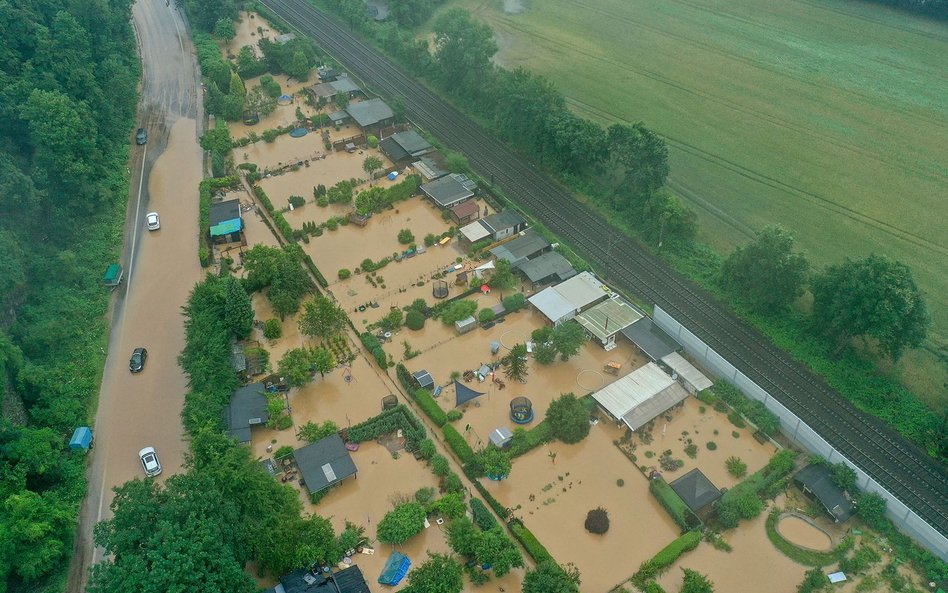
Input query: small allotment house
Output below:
<box><xmin>223</xmin><ymin>382</ymin><xmax>268</xmax><ymax>444</ymax></box>
<box><xmin>515</xmin><ymin>251</ymin><xmax>576</xmax><ymax>286</ymax></box>
<box><xmin>489</xmin><ymin>229</ymin><xmax>550</xmax><ymax>268</ymax></box>
<box><xmin>344</xmin><ymin>98</ymin><xmax>394</xmax><ymax>134</ymax></box>
<box><xmin>294</xmin><ymin>433</ymin><xmax>358</xmax><ymax>495</ymax></box>
<box><xmin>575</xmin><ymin>297</ymin><xmax>643</xmax><ymax>351</ymax></box>
<box><xmin>670</xmin><ymin>468</ymin><xmax>722</xmax><ymax>519</ymax></box>
<box><xmin>794</xmin><ymin>464</ymin><xmax>855</xmax><ymax>522</ymax></box>
<box><xmin>209</xmin><ymin>199</ymin><xmax>243</xmax><ymax>244</ymax></box>
<box><xmin>420</xmin><ymin>173</ymin><xmax>477</xmax><ymax>209</ymax></box>
<box><xmin>591</xmin><ymin>362</ymin><xmax>689</xmax><ymax>431</ymax></box>
<box><xmin>528</xmin><ymin>271</ymin><xmax>611</xmax><ymax>326</ymax></box>
<box><xmin>379</xmin><ymin>130</ymin><xmax>433</xmax><ymax>163</ymax></box>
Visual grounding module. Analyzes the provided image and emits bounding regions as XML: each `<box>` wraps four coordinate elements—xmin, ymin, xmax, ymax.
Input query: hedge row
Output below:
<box><xmin>764</xmin><ymin>509</ymin><xmax>846</xmax><ymax>567</ymax></box>
<box><xmin>707</xmin><ymin>381</ymin><xmax>780</xmax><ymax>437</ymax></box>
<box><xmin>442</xmin><ymin>424</ymin><xmax>474</xmax><ymax>464</ymax></box>
<box><xmin>649</xmin><ymin>477</ymin><xmax>703</xmax><ymax>532</ymax></box>
<box><xmin>470</xmin><ymin>498</ymin><xmax>499</xmax><ymax>531</ymax></box>
<box><xmin>509</xmin><ymin>521</ymin><xmax>553</xmax><ymax>564</ymax></box>
<box><xmin>631</xmin><ymin>531</ymin><xmax>701</xmax><ymax>588</ymax></box>
<box><xmin>412</xmin><ymin>388</ymin><xmax>447</xmax><ymax>427</ymax></box>
<box><xmin>360</xmin><ymin>332</ymin><xmax>387</xmax><ymax>368</ymax></box>
<box><xmin>716</xmin><ymin>449</ymin><xmax>797</xmax><ymax>528</ymax></box>
<box><xmin>346</xmin><ymin>404</ymin><xmax>426</xmax><ymax>450</ymax></box>
<box><xmin>197</xmin><ymin>176</ymin><xmax>239</xmax><ymax>266</ymax></box>
<box><xmin>470</xmin><ymin>478</ymin><xmax>507</xmax><ymax>520</ymax></box>
<box><xmin>508</xmin><ymin>421</ymin><xmax>553</xmax><ymax>457</ymax></box>
<box><xmin>395</xmin><ymin>363</ymin><xmax>414</xmax><ymax>392</ymax></box>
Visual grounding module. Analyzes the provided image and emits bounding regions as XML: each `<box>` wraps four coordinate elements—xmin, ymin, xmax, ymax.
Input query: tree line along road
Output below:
<box><xmin>261</xmin><ymin>0</ymin><xmax>948</xmax><ymax>539</ymax></box>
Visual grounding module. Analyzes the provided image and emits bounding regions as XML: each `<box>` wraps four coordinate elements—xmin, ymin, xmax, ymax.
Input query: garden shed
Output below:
<box><xmin>515</xmin><ymin>251</ymin><xmax>576</xmax><ymax>285</ymax></box>
<box><xmin>670</xmin><ymin>468</ymin><xmax>722</xmax><ymax>517</ymax></box>
<box><xmin>575</xmin><ymin>297</ymin><xmax>643</xmax><ymax>351</ymax></box>
<box><xmin>489</xmin><ymin>229</ymin><xmax>551</xmax><ymax>267</ymax></box>
<box><xmin>294</xmin><ymin>434</ymin><xmax>358</xmax><ymax>494</ymax></box>
<box><xmin>305</xmin><ymin>77</ymin><xmax>363</xmax><ymax>102</ymax></box>
<box><xmin>591</xmin><ymin>362</ymin><xmax>689</xmax><ymax>430</ymax></box>
<box><xmin>794</xmin><ymin>464</ymin><xmax>855</xmax><ymax>522</ymax></box>
<box><xmin>344</xmin><ymin>98</ymin><xmax>394</xmax><ymax>132</ymax></box>
<box><xmin>489</xmin><ymin>426</ymin><xmax>513</xmax><ymax>448</ymax></box>
<box><xmin>209</xmin><ymin>199</ymin><xmax>243</xmax><ymax>244</ymax></box>
<box><xmin>223</xmin><ymin>382</ymin><xmax>269</xmax><ymax>444</ymax></box>
<box><xmin>420</xmin><ymin>173</ymin><xmax>477</xmax><ymax>208</ymax></box>
<box><xmin>379</xmin><ymin>130</ymin><xmax>433</xmax><ymax>163</ymax></box>
<box><xmin>450</xmin><ymin>201</ymin><xmax>481</xmax><ymax>225</ymax></box>
<box><xmin>455</xmin><ymin>316</ymin><xmax>477</xmax><ymax>335</ymax></box>
<box><xmin>660</xmin><ymin>352</ymin><xmax>713</xmax><ymax>394</ymax></box>
<box><xmin>411</xmin><ymin>369</ymin><xmax>435</xmax><ymax>390</ymax></box>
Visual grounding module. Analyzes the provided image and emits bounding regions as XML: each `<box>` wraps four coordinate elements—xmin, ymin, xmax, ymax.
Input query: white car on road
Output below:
<box><xmin>146</xmin><ymin>212</ymin><xmax>160</xmax><ymax>231</ymax></box>
<box><xmin>139</xmin><ymin>447</ymin><xmax>162</xmax><ymax>477</ymax></box>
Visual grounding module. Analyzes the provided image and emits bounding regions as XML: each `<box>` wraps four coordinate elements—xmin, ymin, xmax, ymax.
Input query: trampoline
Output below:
<box><xmin>432</xmin><ymin>279</ymin><xmax>448</xmax><ymax>299</ymax></box>
<box><xmin>289</xmin><ymin>127</ymin><xmax>308</xmax><ymax>138</ymax></box>
<box><xmin>510</xmin><ymin>396</ymin><xmax>534</xmax><ymax>424</ymax></box>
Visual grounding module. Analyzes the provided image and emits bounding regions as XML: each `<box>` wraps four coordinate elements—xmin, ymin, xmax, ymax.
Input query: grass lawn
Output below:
<box><xmin>430</xmin><ymin>0</ymin><xmax>948</xmax><ymax>409</ymax></box>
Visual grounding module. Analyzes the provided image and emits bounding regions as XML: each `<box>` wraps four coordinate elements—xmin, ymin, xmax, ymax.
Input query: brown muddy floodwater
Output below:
<box><xmin>257</xmin><ymin>148</ymin><xmax>397</xmax><ymax>205</ymax></box>
<box><xmin>777</xmin><ymin>515</ymin><xmax>833</xmax><ymax>551</ymax></box>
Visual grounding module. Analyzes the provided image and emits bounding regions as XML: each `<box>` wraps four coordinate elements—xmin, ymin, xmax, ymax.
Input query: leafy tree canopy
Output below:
<box><xmin>545</xmin><ymin>393</ymin><xmax>590</xmax><ymax>444</ymax></box>
<box><xmin>405</xmin><ymin>552</ymin><xmax>463</xmax><ymax>593</ymax></box>
<box><xmin>721</xmin><ymin>225</ymin><xmax>809</xmax><ymax>314</ymax></box>
<box><xmin>522</xmin><ymin>560</ymin><xmax>581</xmax><ymax>593</ymax></box>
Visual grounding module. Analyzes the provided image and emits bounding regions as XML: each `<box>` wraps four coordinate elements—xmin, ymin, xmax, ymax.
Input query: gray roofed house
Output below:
<box><xmin>575</xmin><ymin>297</ymin><xmax>643</xmax><ymax>351</ymax></box>
<box><xmin>515</xmin><ymin>251</ymin><xmax>576</xmax><ymax>285</ymax></box>
<box><xmin>794</xmin><ymin>464</ymin><xmax>855</xmax><ymax>522</ymax></box>
<box><xmin>224</xmin><ymin>382</ymin><xmax>268</xmax><ymax>444</ymax></box>
<box><xmin>480</xmin><ymin>211</ymin><xmax>528</xmax><ymax>240</ymax></box>
<box><xmin>379</xmin><ymin>130</ymin><xmax>434</xmax><ymax>162</ymax></box>
<box><xmin>412</xmin><ymin>157</ymin><xmax>448</xmax><ymax>181</ymax></box>
<box><xmin>294</xmin><ymin>434</ymin><xmax>358</xmax><ymax>494</ymax></box>
<box><xmin>412</xmin><ymin>370</ymin><xmax>434</xmax><ymax>390</ymax></box>
<box><xmin>306</xmin><ymin>77</ymin><xmax>363</xmax><ymax>101</ymax></box>
<box><xmin>489</xmin><ymin>230</ymin><xmax>551</xmax><ymax>267</ymax></box>
<box><xmin>670</xmin><ymin>468</ymin><xmax>723</xmax><ymax>515</ymax></box>
<box><xmin>621</xmin><ymin>317</ymin><xmax>681</xmax><ymax>361</ymax></box>
<box><xmin>328</xmin><ymin>110</ymin><xmax>350</xmax><ymax>125</ymax></box>
<box><xmin>420</xmin><ymin>173</ymin><xmax>477</xmax><ymax>208</ymax></box>
<box><xmin>210</xmin><ymin>198</ymin><xmax>241</xmax><ymax>226</ymax></box>
<box><xmin>264</xmin><ymin>565</ymin><xmax>370</xmax><ymax>593</ymax></box>
<box><xmin>345</xmin><ymin>98</ymin><xmax>394</xmax><ymax>130</ymax></box>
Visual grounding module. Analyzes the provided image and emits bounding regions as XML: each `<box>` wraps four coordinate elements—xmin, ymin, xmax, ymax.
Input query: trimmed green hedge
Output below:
<box><xmin>649</xmin><ymin>477</ymin><xmax>703</xmax><ymax>531</ymax></box>
<box><xmin>470</xmin><ymin>478</ymin><xmax>508</xmax><ymax>520</ymax></box>
<box><xmin>346</xmin><ymin>405</ymin><xmax>426</xmax><ymax>450</ymax></box>
<box><xmin>470</xmin><ymin>498</ymin><xmax>499</xmax><ymax>531</ymax></box>
<box><xmin>764</xmin><ymin>509</ymin><xmax>847</xmax><ymax>566</ymax></box>
<box><xmin>509</xmin><ymin>521</ymin><xmax>553</xmax><ymax>564</ymax></box>
<box><xmin>716</xmin><ymin>449</ymin><xmax>797</xmax><ymax>528</ymax></box>
<box><xmin>631</xmin><ymin>531</ymin><xmax>701</xmax><ymax>587</ymax></box>
<box><xmin>360</xmin><ymin>332</ymin><xmax>387</xmax><ymax>368</ymax></box>
<box><xmin>442</xmin><ymin>424</ymin><xmax>474</xmax><ymax>464</ymax></box>
<box><xmin>412</xmin><ymin>388</ymin><xmax>447</xmax><ymax>427</ymax></box>
<box><xmin>508</xmin><ymin>421</ymin><xmax>553</xmax><ymax>457</ymax></box>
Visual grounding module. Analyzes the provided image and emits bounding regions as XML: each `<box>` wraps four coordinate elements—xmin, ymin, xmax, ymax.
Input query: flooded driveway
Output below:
<box><xmin>67</xmin><ymin>1</ymin><xmax>204</xmax><ymax>590</ymax></box>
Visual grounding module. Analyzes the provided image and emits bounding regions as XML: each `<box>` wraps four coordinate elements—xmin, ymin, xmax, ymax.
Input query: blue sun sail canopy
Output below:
<box><xmin>454</xmin><ymin>380</ymin><xmax>485</xmax><ymax>407</ymax></box>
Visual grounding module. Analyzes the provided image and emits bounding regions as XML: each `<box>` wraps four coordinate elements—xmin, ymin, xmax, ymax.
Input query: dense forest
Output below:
<box><xmin>0</xmin><ymin>0</ymin><xmax>140</xmax><ymax>590</ymax></box>
<box><xmin>309</xmin><ymin>1</ymin><xmax>942</xmax><ymax>458</ymax></box>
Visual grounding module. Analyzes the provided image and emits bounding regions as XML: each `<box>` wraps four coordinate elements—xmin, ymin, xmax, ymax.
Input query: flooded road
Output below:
<box><xmin>66</xmin><ymin>0</ymin><xmax>204</xmax><ymax>590</ymax></box>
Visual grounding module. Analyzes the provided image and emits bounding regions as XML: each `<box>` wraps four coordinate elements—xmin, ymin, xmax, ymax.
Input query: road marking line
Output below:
<box><xmin>127</xmin><ymin>142</ymin><xmax>147</xmax><ymax>291</ymax></box>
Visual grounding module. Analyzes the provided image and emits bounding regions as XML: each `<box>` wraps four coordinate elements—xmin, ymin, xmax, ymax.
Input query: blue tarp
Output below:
<box><xmin>387</xmin><ymin>171</ymin><xmax>398</xmax><ymax>180</ymax></box>
<box><xmin>454</xmin><ymin>380</ymin><xmax>485</xmax><ymax>407</ymax></box>
<box><xmin>378</xmin><ymin>551</ymin><xmax>410</xmax><ymax>585</ymax></box>
<box><xmin>70</xmin><ymin>427</ymin><xmax>93</xmax><ymax>450</ymax></box>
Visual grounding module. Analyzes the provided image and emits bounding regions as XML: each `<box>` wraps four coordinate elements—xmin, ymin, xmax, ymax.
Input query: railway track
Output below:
<box><xmin>262</xmin><ymin>0</ymin><xmax>948</xmax><ymax>536</ymax></box>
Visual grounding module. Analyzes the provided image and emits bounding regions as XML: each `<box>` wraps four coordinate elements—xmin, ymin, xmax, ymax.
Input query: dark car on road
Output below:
<box><xmin>129</xmin><ymin>347</ymin><xmax>148</xmax><ymax>373</ymax></box>
<box><xmin>135</xmin><ymin>128</ymin><xmax>147</xmax><ymax>145</ymax></box>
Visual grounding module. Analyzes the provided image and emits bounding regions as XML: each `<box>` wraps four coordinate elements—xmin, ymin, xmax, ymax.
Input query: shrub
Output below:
<box><xmin>414</xmin><ymin>487</ymin><xmax>436</xmax><ymax>505</ymax></box>
<box><xmin>288</xmin><ymin>195</ymin><xmax>305</xmax><ymax>208</ymax></box>
<box><xmin>346</xmin><ymin>405</ymin><xmax>427</xmax><ymax>451</ymax></box>
<box><xmin>508</xmin><ymin>422</ymin><xmax>553</xmax><ymax>457</ymax></box>
<box><xmin>727</xmin><ymin>411</ymin><xmax>746</xmax><ymax>428</ymax></box>
<box><xmin>617</xmin><ymin>479</ymin><xmax>625</xmax><ymax>487</ymax></box>
<box><xmin>764</xmin><ymin>509</ymin><xmax>845</xmax><ymax>567</ymax></box>
<box><xmin>360</xmin><ymin>332</ymin><xmax>387</xmax><ymax>368</ymax></box>
<box><xmin>726</xmin><ymin>456</ymin><xmax>747</xmax><ymax>478</ymax></box>
<box><xmin>418</xmin><ymin>438</ymin><xmax>436</xmax><ymax>460</ymax></box>
<box><xmin>584</xmin><ymin>507</ymin><xmax>610</xmax><ymax>534</ymax></box>
<box><xmin>706</xmin><ymin>441</ymin><xmax>717</xmax><ymax>450</ymax></box>
<box><xmin>405</xmin><ymin>309</ymin><xmax>426</xmax><ymax>330</ymax></box>
<box><xmin>397</xmin><ymin>228</ymin><xmax>415</xmax><ymax>244</ymax></box>
<box><xmin>377</xmin><ymin>502</ymin><xmax>426</xmax><ymax>544</ymax></box>
<box><xmin>263</xmin><ymin>318</ymin><xmax>282</xmax><ymax>339</ymax></box>
<box><xmin>275</xmin><ymin>445</ymin><xmax>294</xmax><ymax>459</ymax></box>
<box><xmin>502</xmin><ymin>293</ymin><xmax>526</xmax><ymax>311</ymax></box>
<box><xmin>446</xmin><ymin>409</ymin><xmax>462</xmax><ymax>422</ymax></box>
<box><xmin>509</xmin><ymin>522</ymin><xmax>553</xmax><ymax>564</ymax></box>
<box><xmin>442</xmin><ymin>471</ymin><xmax>464</xmax><ymax>494</ymax></box>
<box><xmin>440</xmin><ymin>299</ymin><xmax>478</xmax><ymax>325</ymax></box>
<box><xmin>478</xmin><ymin>308</ymin><xmax>495</xmax><ymax>323</ymax></box>
<box><xmin>545</xmin><ymin>393</ymin><xmax>591</xmax><ymax>444</ymax></box>
<box><xmin>650</xmin><ymin>477</ymin><xmax>703</xmax><ymax>531</ymax></box>
<box><xmin>630</xmin><ymin>531</ymin><xmax>701</xmax><ymax>587</ymax></box>
<box><xmin>684</xmin><ymin>443</ymin><xmax>698</xmax><ymax>458</ymax></box>
<box><xmin>338</xmin><ymin>268</ymin><xmax>351</xmax><ymax>280</ymax></box>
<box><xmin>443</xmin><ymin>424</ymin><xmax>474</xmax><ymax>463</ymax></box>
<box><xmin>431</xmin><ymin>454</ymin><xmax>451</xmax><ymax>477</ymax></box>
<box><xmin>717</xmin><ymin>450</ymin><xmax>797</xmax><ymax>528</ymax></box>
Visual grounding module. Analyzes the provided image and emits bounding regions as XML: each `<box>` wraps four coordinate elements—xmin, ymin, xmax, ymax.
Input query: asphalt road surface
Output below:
<box><xmin>66</xmin><ymin>1</ymin><xmax>203</xmax><ymax>590</ymax></box>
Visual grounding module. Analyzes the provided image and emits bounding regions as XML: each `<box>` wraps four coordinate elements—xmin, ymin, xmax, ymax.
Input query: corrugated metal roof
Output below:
<box><xmin>528</xmin><ymin>289</ymin><xmax>575</xmax><ymax>325</ymax></box>
<box><xmin>459</xmin><ymin>220</ymin><xmax>490</xmax><ymax>242</ymax></box>
<box><xmin>592</xmin><ymin>362</ymin><xmax>675</xmax><ymax>419</ymax></box>
<box><xmin>661</xmin><ymin>352</ymin><xmax>713</xmax><ymax>391</ymax></box>
<box><xmin>515</xmin><ymin>252</ymin><xmax>576</xmax><ymax>284</ymax></box>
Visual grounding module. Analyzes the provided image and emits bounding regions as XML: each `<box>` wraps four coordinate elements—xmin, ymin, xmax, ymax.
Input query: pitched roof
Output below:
<box><xmin>661</xmin><ymin>352</ymin><xmax>713</xmax><ymax>391</ymax></box>
<box><xmin>272</xmin><ymin>565</ymin><xmax>370</xmax><ymax>593</ymax></box>
<box><xmin>621</xmin><ymin>317</ymin><xmax>680</xmax><ymax>361</ymax></box>
<box><xmin>224</xmin><ymin>382</ymin><xmax>268</xmax><ymax>443</ymax></box>
<box><xmin>481</xmin><ymin>210</ymin><xmax>526</xmax><ymax>233</ymax></box>
<box><xmin>515</xmin><ymin>251</ymin><xmax>576</xmax><ymax>284</ymax></box>
<box><xmin>294</xmin><ymin>434</ymin><xmax>357</xmax><ymax>493</ymax></box>
<box><xmin>388</xmin><ymin>130</ymin><xmax>432</xmax><ymax>156</ymax></box>
<box><xmin>670</xmin><ymin>468</ymin><xmax>723</xmax><ymax>512</ymax></box>
<box><xmin>412</xmin><ymin>157</ymin><xmax>447</xmax><ymax>181</ymax></box>
<box><xmin>591</xmin><ymin>362</ymin><xmax>689</xmax><ymax>430</ymax></box>
<box><xmin>210</xmin><ymin>199</ymin><xmax>241</xmax><ymax>225</ymax></box>
<box><xmin>420</xmin><ymin>173</ymin><xmax>476</xmax><ymax>207</ymax></box>
<box><xmin>489</xmin><ymin>230</ymin><xmax>550</xmax><ymax>266</ymax></box>
<box><xmin>451</xmin><ymin>201</ymin><xmax>480</xmax><ymax>220</ymax></box>
<box><xmin>345</xmin><ymin>98</ymin><xmax>394</xmax><ymax>128</ymax></box>
<box><xmin>794</xmin><ymin>464</ymin><xmax>855</xmax><ymax>522</ymax></box>
<box><xmin>412</xmin><ymin>370</ymin><xmax>434</xmax><ymax>389</ymax></box>
<box><xmin>529</xmin><ymin>271</ymin><xmax>609</xmax><ymax>323</ymax></box>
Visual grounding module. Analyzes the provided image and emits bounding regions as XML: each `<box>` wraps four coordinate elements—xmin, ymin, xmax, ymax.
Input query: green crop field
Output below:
<box><xmin>434</xmin><ymin>0</ymin><xmax>948</xmax><ymax>405</ymax></box>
